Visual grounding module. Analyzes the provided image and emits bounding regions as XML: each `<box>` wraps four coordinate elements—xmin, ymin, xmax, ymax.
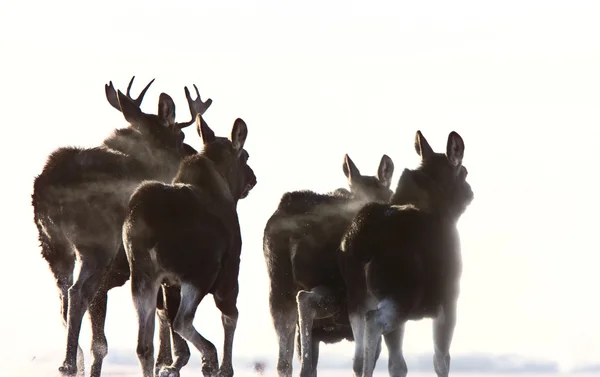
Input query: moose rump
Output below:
<box><xmin>124</xmin><ymin>181</ymin><xmax>231</xmax><ymax>285</ymax></box>
<box><xmin>342</xmin><ymin>202</ymin><xmax>462</xmax><ymax>319</ymax></box>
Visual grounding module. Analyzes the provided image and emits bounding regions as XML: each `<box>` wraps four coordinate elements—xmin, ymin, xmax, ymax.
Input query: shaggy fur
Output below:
<box><xmin>123</xmin><ymin>114</ymin><xmax>256</xmax><ymax>377</ymax></box>
<box><xmin>339</xmin><ymin>130</ymin><xmax>474</xmax><ymax>377</ymax></box>
<box><xmin>32</xmin><ymin>77</ymin><xmax>212</xmax><ymax>377</ymax></box>
<box><xmin>263</xmin><ymin>154</ymin><xmax>395</xmax><ymax>377</ymax></box>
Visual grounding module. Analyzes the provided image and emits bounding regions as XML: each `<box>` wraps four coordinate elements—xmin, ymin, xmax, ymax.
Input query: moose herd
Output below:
<box><xmin>32</xmin><ymin>76</ymin><xmax>473</xmax><ymax>377</ymax></box>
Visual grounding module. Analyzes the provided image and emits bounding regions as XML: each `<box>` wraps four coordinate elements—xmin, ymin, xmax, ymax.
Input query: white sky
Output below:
<box><xmin>1</xmin><ymin>0</ymin><xmax>600</xmax><ymax>374</ymax></box>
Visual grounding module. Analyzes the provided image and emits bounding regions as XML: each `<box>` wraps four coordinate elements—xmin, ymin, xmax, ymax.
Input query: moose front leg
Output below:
<box><xmin>432</xmin><ymin>301</ymin><xmax>457</xmax><ymax>377</ymax></box>
<box><xmin>213</xmin><ymin>293</ymin><xmax>239</xmax><ymax>377</ymax></box>
<box><xmin>296</xmin><ymin>286</ymin><xmax>337</xmax><ymax>377</ymax></box>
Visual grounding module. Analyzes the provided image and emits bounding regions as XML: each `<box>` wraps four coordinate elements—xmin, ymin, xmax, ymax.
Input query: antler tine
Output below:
<box><xmin>104</xmin><ymin>81</ymin><xmax>122</xmax><ymax>111</ymax></box>
<box><xmin>105</xmin><ymin>76</ymin><xmax>155</xmax><ymax>113</ymax></box>
<box><xmin>126</xmin><ymin>76</ymin><xmax>156</xmax><ymax>108</ymax></box>
<box><xmin>175</xmin><ymin>84</ymin><xmax>213</xmax><ymax>128</ymax></box>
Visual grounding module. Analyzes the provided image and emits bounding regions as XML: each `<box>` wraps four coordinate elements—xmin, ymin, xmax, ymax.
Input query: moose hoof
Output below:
<box><xmin>58</xmin><ymin>363</ymin><xmax>77</xmax><ymax>376</ymax></box>
<box><xmin>201</xmin><ymin>356</ymin><xmax>218</xmax><ymax>377</ymax></box>
<box><xmin>158</xmin><ymin>366</ymin><xmax>180</xmax><ymax>377</ymax></box>
<box><xmin>217</xmin><ymin>365</ymin><xmax>234</xmax><ymax>377</ymax></box>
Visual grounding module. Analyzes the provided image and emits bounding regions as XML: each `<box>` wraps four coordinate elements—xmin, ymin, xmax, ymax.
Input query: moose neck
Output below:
<box><xmin>390</xmin><ymin>168</ymin><xmax>453</xmax><ymax>220</ymax></box>
<box><xmin>103</xmin><ymin>127</ymin><xmax>182</xmax><ymax>181</ymax></box>
<box><xmin>173</xmin><ymin>155</ymin><xmax>236</xmax><ymax>206</ymax></box>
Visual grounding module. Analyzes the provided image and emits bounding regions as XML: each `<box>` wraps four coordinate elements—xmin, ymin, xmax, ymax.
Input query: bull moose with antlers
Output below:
<box><xmin>32</xmin><ymin>76</ymin><xmax>212</xmax><ymax>377</ymax></box>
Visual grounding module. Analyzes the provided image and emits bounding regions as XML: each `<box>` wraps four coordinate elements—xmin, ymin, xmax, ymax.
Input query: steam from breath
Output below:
<box><xmin>270</xmin><ymin>192</ymin><xmax>375</xmax><ymax>250</ymax></box>
<box><xmin>35</xmin><ymin>121</ymin><xmax>187</xmax><ymax>250</ymax></box>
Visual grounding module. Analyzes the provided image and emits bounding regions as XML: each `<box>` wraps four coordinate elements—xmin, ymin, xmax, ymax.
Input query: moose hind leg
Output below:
<box><xmin>296</xmin><ymin>286</ymin><xmax>337</xmax><ymax>377</ymax></box>
<box><xmin>43</xmin><ymin>241</ymin><xmax>85</xmax><ymax>376</ymax></box>
<box><xmin>432</xmin><ymin>302</ymin><xmax>457</xmax><ymax>377</ymax></box>
<box><xmin>88</xmin><ymin>289</ymin><xmax>109</xmax><ymax>377</ymax></box>
<box><xmin>384</xmin><ymin>325</ymin><xmax>407</xmax><ymax>377</ymax></box>
<box><xmin>157</xmin><ymin>285</ymin><xmax>191</xmax><ymax>377</ymax></box>
<box><xmin>60</xmin><ymin>251</ymin><xmax>109</xmax><ymax>376</ymax></box>
<box><xmin>363</xmin><ymin>299</ymin><xmax>404</xmax><ymax>377</ymax></box>
<box><xmin>172</xmin><ymin>282</ymin><xmax>218</xmax><ymax>377</ymax></box>
<box><xmin>155</xmin><ymin>286</ymin><xmax>174</xmax><ymax>373</ymax></box>
<box><xmin>131</xmin><ymin>271</ymin><xmax>161</xmax><ymax>377</ymax></box>
<box><xmin>270</xmin><ymin>293</ymin><xmax>297</xmax><ymax>377</ymax></box>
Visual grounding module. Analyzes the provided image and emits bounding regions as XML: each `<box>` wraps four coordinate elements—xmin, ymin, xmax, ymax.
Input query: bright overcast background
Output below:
<box><xmin>1</xmin><ymin>0</ymin><xmax>599</xmax><ymax>375</ymax></box>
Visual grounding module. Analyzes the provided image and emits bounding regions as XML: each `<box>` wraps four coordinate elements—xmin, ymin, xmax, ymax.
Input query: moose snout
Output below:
<box><xmin>241</xmin><ymin>165</ymin><xmax>257</xmax><ymax>199</ymax></box>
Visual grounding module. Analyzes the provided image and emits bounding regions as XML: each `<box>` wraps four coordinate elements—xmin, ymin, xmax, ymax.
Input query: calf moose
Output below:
<box><xmin>123</xmin><ymin>113</ymin><xmax>255</xmax><ymax>377</ymax></box>
<box><xmin>32</xmin><ymin>76</ymin><xmax>211</xmax><ymax>377</ymax></box>
<box><xmin>263</xmin><ymin>154</ymin><xmax>394</xmax><ymax>377</ymax></box>
<box><xmin>93</xmin><ymin>79</ymin><xmax>213</xmax><ymax>377</ymax></box>
<box><xmin>339</xmin><ymin>130</ymin><xmax>474</xmax><ymax>377</ymax></box>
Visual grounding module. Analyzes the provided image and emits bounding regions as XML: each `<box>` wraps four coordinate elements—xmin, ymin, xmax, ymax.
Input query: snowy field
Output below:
<box><xmin>9</xmin><ymin>354</ymin><xmax>582</xmax><ymax>377</ymax></box>
<box><xmin>12</xmin><ymin>365</ymin><xmax>600</xmax><ymax>377</ymax></box>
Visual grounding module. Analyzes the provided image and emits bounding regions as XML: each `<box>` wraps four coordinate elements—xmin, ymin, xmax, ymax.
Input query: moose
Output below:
<box><xmin>339</xmin><ymin>130</ymin><xmax>474</xmax><ymax>377</ymax></box>
<box><xmin>94</xmin><ymin>79</ymin><xmax>215</xmax><ymax>377</ymax></box>
<box><xmin>263</xmin><ymin>154</ymin><xmax>395</xmax><ymax>377</ymax></box>
<box><xmin>123</xmin><ymin>113</ymin><xmax>255</xmax><ymax>377</ymax></box>
<box><xmin>32</xmin><ymin>76</ymin><xmax>212</xmax><ymax>377</ymax></box>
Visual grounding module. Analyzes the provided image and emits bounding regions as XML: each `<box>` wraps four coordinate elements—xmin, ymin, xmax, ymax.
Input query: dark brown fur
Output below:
<box><xmin>123</xmin><ymin>114</ymin><xmax>255</xmax><ymax>377</ymax></box>
<box><xmin>263</xmin><ymin>154</ymin><xmax>395</xmax><ymax>377</ymax></box>
<box><xmin>339</xmin><ymin>131</ymin><xmax>474</xmax><ymax>377</ymax></box>
<box><xmin>31</xmin><ymin>77</ymin><xmax>212</xmax><ymax>377</ymax></box>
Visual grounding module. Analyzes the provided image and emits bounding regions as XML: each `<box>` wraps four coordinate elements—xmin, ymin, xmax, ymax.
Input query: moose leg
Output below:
<box><xmin>60</xmin><ymin>251</ymin><xmax>109</xmax><ymax>376</ymax></box>
<box><xmin>167</xmin><ymin>287</ymin><xmax>191</xmax><ymax>372</ymax></box>
<box><xmin>311</xmin><ymin>340</ymin><xmax>320</xmax><ymax>377</ymax></box>
<box><xmin>213</xmin><ymin>293</ymin><xmax>239</xmax><ymax>377</ymax></box>
<box><xmin>295</xmin><ymin>330</ymin><xmax>320</xmax><ymax>371</ymax></box>
<box><xmin>348</xmin><ymin>308</ymin><xmax>365</xmax><ymax>377</ymax></box>
<box><xmin>157</xmin><ymin>285</ymin><xmax>191</xmax><ymax>377</ymax></box>
<box><xmin>88</xmin><ymin>288</ymin><xmax>109</xmax><ymax>377</ymax></box>
<box><xmin>374</xmin><ymin>337</ymin><xmax>383</xmax><ymax>369</ymax></box>
<box><xmin>131</xmin><ymin>270</ymin><xmax>161</xmax><ymax>377</ymax></box>
<box><xmin>384</xmin><ymin>325</ymin><xmax>407</xmax><ymax>377</ymax></box>
<box><xmin>270</xmin><ymin>293</ymin><xmax>297</xmax><ymax>377</ymax></box>
<box><xmin>363</xmin><ymin>298</ymin><xmax>404</xmax><ymax>377</ymax></box>
<box><xmin>432</xmin><ymin>301</ymin><xmax>457</xmax><ymax>377</ymax></box>
<box><xmin>155</xmin><ymin>286</ymin><xmax>174</xmax><ymax>374</ymax></box>
<box><xmin>348</xmin><ymin>294</ymin><xmax>380</xmax><ymax>377</ymax></box>
<box><xmin>173</xmin><ymin>282</ymin><xmax>218</xmax><ymax>377</ymax></box>
<box><xmin>45</xmin><ymin>245</ymin><xmax>85</xmax><ymax>376</ymax></box>
<box><xmin>296</xmin><ymin>286</ymin><xmax>337</xmax><ymax>377</ymax></box>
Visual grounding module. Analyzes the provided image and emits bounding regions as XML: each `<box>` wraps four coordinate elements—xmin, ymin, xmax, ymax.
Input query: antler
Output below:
<box><xmin>104</xmin><ymin>76</ymin><xmax>155</xmax><ymax>112</ymax></box>
<box><xmin>175</xmin><ymin>84</ymin><xmax>213</xmax><ymax>128</ymax></box>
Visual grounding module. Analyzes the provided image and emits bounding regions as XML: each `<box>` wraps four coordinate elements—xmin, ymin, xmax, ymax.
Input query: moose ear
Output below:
<box><xmin>414</xmin><ymin>130</ymin><xmax>434</xmax><ymax>160</ymax></box>
<box><xmin>342</xmin><ymin>154</ymin><xmax>361</xmax><ymax>183</ymax></box>
<box><xmin>446</xmin><ymin>131</ymin><xmax>465</xmax><ymax>167</ymax></box>
<box><xmin>230</xmin><ymin>118</ymin><xmax>248</xmax><ymax>151</ymax></box>
<box><xmin>377</xmin><ymin>154</ymin><xmax>395</xmax><ymax>188</ymax></box>
<box><xmin>117</xmin><ymin>90</ymin><xmax>143</xmax><ymax>124</ymax></box>
<box><xmin>158</xmin><ymin>93</ymin><xmax>176</xmax><ymax>126</ymax></box>
<box><xmin>195</xmin><ymin>113</ymin><xmax>216</xmax><ymax>144</ymax></box>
